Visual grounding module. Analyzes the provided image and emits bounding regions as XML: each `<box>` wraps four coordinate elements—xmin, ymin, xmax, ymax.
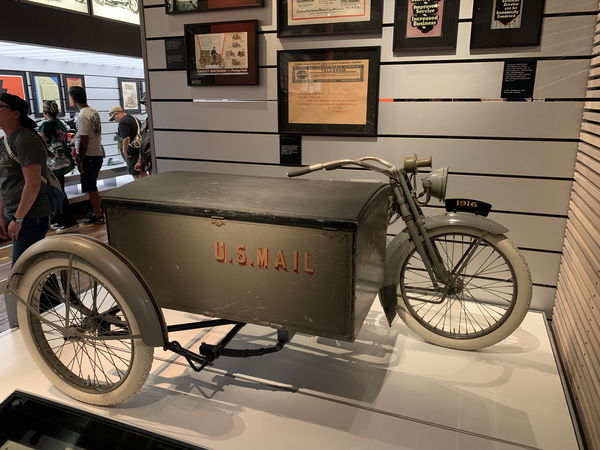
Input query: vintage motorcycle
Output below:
<box><xmin>5</xmin><ymin>155</ymin><xmax>531</xmax><ymax>406</ymax></box>
<box><xmin>94</xmin><ymin>0</ymin><xmax>139</xmax><ymax>14</ymax></box>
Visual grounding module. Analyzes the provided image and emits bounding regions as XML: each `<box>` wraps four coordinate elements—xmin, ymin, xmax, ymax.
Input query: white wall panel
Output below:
<box><xmin>84</xmin><ymin>76</ymin><xmax>120</xmax><ymax>88</ymax></box>
<box><xmin>86</xmin><ymin>87</ymin><xmax>120</xmax><ymax>100</ymax></box>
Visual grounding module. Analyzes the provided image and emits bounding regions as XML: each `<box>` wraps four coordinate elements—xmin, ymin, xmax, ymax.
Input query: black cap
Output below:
<box><xmin>0</xmin><ymin>93</ymin><xmax>37</xmax><ymax>130</ymax></box>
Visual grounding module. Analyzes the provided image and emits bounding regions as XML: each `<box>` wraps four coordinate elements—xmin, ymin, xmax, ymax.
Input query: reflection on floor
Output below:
<box><xmin>0</xmin><ymin>306</ymin><xmax>580</xmax><ymax>450</ymax></box>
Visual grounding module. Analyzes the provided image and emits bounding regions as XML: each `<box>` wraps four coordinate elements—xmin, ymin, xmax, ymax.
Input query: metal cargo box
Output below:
<box><xmin>102</xmin><ymin>172</ymin><xmax>390</xmax><ymax>341</ymax></box>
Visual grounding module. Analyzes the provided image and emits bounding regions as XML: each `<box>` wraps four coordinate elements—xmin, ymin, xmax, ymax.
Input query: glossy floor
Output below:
<box><xmin>0</xmin><ymin>307</ymin><xmax>580</xmax><ymax>450</ymax></box>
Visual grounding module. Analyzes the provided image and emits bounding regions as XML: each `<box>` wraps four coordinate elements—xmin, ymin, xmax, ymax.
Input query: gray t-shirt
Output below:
<box><xmin>0</xmin><ymin>129</ymin><xmax>52</xmax><ymax>218</ymax></box>
<box><xmin>75</xmin><ymin>107</ymin><xmax>103</xmax><ymax>157</ymax></box>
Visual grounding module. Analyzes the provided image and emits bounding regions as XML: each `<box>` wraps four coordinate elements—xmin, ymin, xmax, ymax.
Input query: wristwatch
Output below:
<box><xmin>11</xmin><ymin>215</ymin><xmax>24</xmax><ymax>223</ymax></box>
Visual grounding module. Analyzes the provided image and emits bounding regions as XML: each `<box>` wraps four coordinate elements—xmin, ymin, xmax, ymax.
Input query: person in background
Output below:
<box><xmin>135</xmin><ymin>95</ymin><xmax>152</xmax><ymax>175</ymax></box>
<box><xmin>38</xmin><ymin>100</ymin><xmax>78</xmax><ymax>233</ymax></box>
<box><xmin>108</xmin><ymin>105</ymin><xmax>147</xmax><ymax>179</ymax></box>
<box><xmin>0</xmin><ymin>93</ymin><xmax>52</xmax><ymax>265</ymax></box>
<box><xmin>68</xmin><ymin>86</ymin><xmax>104</xmax><ymax>224</ymax></box>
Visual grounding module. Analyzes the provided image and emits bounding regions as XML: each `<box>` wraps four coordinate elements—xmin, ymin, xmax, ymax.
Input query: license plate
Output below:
<box><xmin>445</xmin><ymin>198</ymin><xmax>492</xmax><ymax>217</ymax></box>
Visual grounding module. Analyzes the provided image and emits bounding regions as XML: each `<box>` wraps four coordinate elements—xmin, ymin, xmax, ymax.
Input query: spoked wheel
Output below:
<box><xmin>397</xmin><ymin>226</ymin><xmax>531</xmax><ymax>350</ymax></box>
<box><xmin>128</xmin><ymin>0</ymin><xmax>139</xmax><ymax>13</ymax></box>
<box><xmin>16</xmin><ymin>253</ymin><xmax>153</xmax><ymax>406</ymax></box>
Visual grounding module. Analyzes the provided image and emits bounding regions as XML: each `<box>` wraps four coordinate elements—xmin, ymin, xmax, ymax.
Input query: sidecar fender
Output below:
<box><xmin>378</xmin><ymin>212</ymin><xmax>509</xmax><ymax>325</ymax></box>
<box><xmin>5</xmin><ymin>234</ymin><xmax>168</xmax><ymax>347</ymax></box>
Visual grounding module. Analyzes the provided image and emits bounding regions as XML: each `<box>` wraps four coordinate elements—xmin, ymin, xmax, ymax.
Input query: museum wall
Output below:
<box><xmin>140</xmin><ymin>0</ymin><xmax>598</xmax><ymax>315</ymax></box>
<box><xmin>553</xmin><ymin>4</ymin><xmax>600</xmax><ymax>447</ymax></box>
<box><xmin>0</xmin><ymin>55</ymin><xmax>145</xmax><ymax>171</ymax></box>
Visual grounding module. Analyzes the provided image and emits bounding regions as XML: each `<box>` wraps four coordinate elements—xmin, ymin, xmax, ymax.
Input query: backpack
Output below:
<box><xmin>4</xmin><ymin>135</ymin><xmax>65</xmax><ymax>215</ymax></box>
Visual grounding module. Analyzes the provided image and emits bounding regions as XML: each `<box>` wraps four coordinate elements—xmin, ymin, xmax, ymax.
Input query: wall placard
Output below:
<box><xmin>471</xmin><ymin>0</ymin><xmax>546</xmax><ymax>49</ymax></box>
<box><xmin>30</xmin><ymin>72</ymin><xmax>64</xmax><ymax>118</ymax></box>
<box><xmin>165</xmin><ymin>38</ymin><xmax>187</xmax><ymax>70</ymax></box>
<box><xmin>501</xmin><ymin>59</ymin><xmax>537</xmax><ymax>99</ymax></box>
<box><xmin>280</xmin><ymin>135</ymin><xmax>302</xmax><ymax>166</ymax></box>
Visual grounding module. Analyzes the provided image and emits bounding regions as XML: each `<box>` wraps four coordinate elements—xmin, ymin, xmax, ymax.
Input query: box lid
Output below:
<box><xmin>102</xmin><ymin>171</ymin><xmax>389</xmax><ymax>229</ymax></box>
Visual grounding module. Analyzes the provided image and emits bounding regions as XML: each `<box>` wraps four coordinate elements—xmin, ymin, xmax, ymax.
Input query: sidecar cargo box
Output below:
<box><xmin>102</xmin><ymin>171</ymin><xmax>390</xmax><ymax>341</ymax></box>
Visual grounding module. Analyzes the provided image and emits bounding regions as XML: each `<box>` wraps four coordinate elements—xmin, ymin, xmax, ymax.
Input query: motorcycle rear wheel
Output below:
<box><xmin>396</xmin><ymin>226</ymin><xmax>531</xmax><ymax>350</ymax></box>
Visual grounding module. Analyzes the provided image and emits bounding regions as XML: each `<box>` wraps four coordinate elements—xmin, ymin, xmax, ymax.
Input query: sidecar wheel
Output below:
<box><xmin>396</xmin><ymin>226</ymin><xmax>532</xmax><ymax>350</ymax></box>
<box><xmin>17</xmin><ymin>252</ymin><xmax>153</xmax><ymax>406</ymax></box>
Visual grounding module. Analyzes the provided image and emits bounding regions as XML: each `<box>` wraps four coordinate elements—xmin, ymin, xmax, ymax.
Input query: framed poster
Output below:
<box><xmin>118</xmin><ymin>78</ymin><xmax>141</xmax><ymax>113</ymax></box>
<box><xmin>30</xmin><ymin>72</ymin><xmax>64</xmax><ymax>118</ymax></box>
<box><xmin>278</xmin><ymin>47</ymin><xmax>381</xmax><ymax>136</ymax></box>
<box><xmin>167</xmin><ymin>0</ymin><xmax>261</xmax><ymax>13</ymax></box>
<box><xmin>0</xmin><ymin>70</ymin><xmax>29</xmax><ymax>104</ymax></box>
<box><xmin>278</xmin><ymin>0</ymin><xmax>383</xmax><ymax>38</ymax></box>
<box><xmin>91</xmin><ymin>0</ymin><xmax>140</xmax><ymax>25</ymax></box>
<box><xmin>62</xmin><ymin>74</ymin><xmax>86</xmax><ymax>113</ymax></box>
<box><xmin>184</xmin><ymin>20</ymin><xmax>259</xmax><ymax>86</ymax></box>
<box><xmin>470</xmin><ymin>0</ymin><xmax>545</xmax><ymax>49</ymax></box>
<box><xmin>393</xmin><ymin>0</ymin><xmax>460</xmax><ymax>52</ymax></box>
<box><xmin>165</xmin><ymin>0</ymin><xmax>198</xmax><ymax>14</ymax></box>
<box><xmin>21</xmin><ymin>0</ymin><xmax>89</xmax><ymax>15</ymax></box>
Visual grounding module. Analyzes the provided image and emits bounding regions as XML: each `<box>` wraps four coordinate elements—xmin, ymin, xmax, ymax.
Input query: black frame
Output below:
<box><xmin>30</xmin><ymin>72</ymin><xmax>65</xmax><ymax>118</ymax></box>
<box><xmin>0</xmin><ymin>70</ymin><xmax>30</xmax><ymax>106</ymax></box>
<box><xmin>470</xmin><ymin>0</ymin><xmax>546</xmax><ymax>49</ymax></box>
<box><xmin>185</xmin><ymin>20</ymin><xmax>259</xmax><ymax>87</ymax></box>
<box><xmin>118</xmin><ymin>77</ymin><xmax>141</xmax><ymax>113</ymax></box>
<box><xmin>278</xmin><ymin>46</ymin><xmax>381</xmax><ymax>136</ymax></box>
<box><xmin>166</xmin><ymin>0</ymin><xmax>262</xmax><ymax>14</ymax></box>
<box><xmin>62</xmin><ymin>74</ymin><xmax>86</xmax><ymax>113</ymax></box>
<box><xmin>278</xmin><ymin>0</ymin><xmax>383</xmax><ymax>38</ymax></box>
<box><xmin>393</xmin><ymin>0</ymin><xmax>460</xmax><ymax>52</ymax></box>
<box><xmin>165</xmin><ymin>0</ymin><xmax>199</xmax><ymax>14</ymax></box>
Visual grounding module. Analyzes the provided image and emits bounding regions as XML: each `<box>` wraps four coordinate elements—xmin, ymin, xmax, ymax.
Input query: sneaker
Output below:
<box><xmin>81</xmin><ymin>215</ymin><xmax>105</xmax><ymax>224</ymax></box>
<box><xmin>55</xmin><ymin>224</ymin><xmax>79</xmax><ymax>233</ymax></box>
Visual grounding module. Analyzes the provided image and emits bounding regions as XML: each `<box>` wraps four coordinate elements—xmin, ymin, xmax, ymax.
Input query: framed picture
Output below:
<box><xmin>278</xmin><ymin>0</ymin><xmax>383</xmax><ymax>38</ymax></box>
<box><xmin>21</xmin><ymin>0</ymin><xmax>89</xmax><ymax>15</ymax></box>
<box><xmin>167</xmin><ymin>0</ymin><xmax>261</xmax><ymax>13</ymax></box>
<box><xmin>62</xmin><ymin>74</ymin><xmax>86</xmax><ymax>113</ymax></box>
<box><xmin>30</xmin><ymin>72</ymin><xmax>64</xmax><ymax>118</ymax></box>
<box><xmin>91</xmin><ymin>0</ymin><xmax>140</xmax><ymax>25</ymax></box>
<box><xmin>470</xmin><ymin>0</ymin><xmax>546</xmax><ymax>49</ymax></box>
<box><xmin>278</xmin><ymin>47</ymin><xmax>381</xmax><ymax>136</ymax></box>
<box><xmin>0</xmin><ymin>70</ymin><xmax>29</xmax><ymax>104</ymax></box>
<box><xmin>184</xmin><ymin>20</ymin><xmax>259</xmax><ymax>86</ymax></box>
<box><xmin>393</xmin><ymin>0</ymin><xmax>460</xmax><ymax>52</ymax></box>
<box><xmin>118</xmin><ymin>78</ymin><xmax>141</xmax><ymax>113</ymax></box>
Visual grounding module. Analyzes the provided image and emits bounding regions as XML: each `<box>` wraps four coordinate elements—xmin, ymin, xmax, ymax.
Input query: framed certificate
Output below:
<box><xmin>30</xmin><ymin>72</ymin><xmax>64</xmax><ymax>118</ymax></box>
<box><xmin>0</xmin><ymin>71</ymin><xmax>29</xmax><ymax>105</ymax></box>
<box><xmin>471</xmin><ymin>0</ymin><xmax>545</xmax><ymax>49</ymax></box>
<box><xmin>278</xmin><ymin>0</ymin><xmax>383</xmax><ymax>37</ymax></box>
<box><xmin>62</xmin><ymin>74</ymin><xmax>86</xmax><ymax>113</ymax></box>
<box><xmin>118</xmin><ymin>78</ymin><xmax>141</xmax><ymax>113</ymax></box>
<box><xmin>393</xmin><ymin>0</ymin><xmax>460</xmax><ymax>52</ymax></box>
<box><xmin>185</xmin><ymin>20</ymin><xmax>259</xmax><ymax>86</ymax></box>
<box><xmin>278</xmin><ymin>47</ymin><xmax>381</xmax><ymax>136</ymax></box>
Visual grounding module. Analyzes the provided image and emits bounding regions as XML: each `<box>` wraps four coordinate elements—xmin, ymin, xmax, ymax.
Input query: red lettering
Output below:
<box><xmin>215</xmin><ymin>242</ymin><xmax>226</xmax><ymax>263</ymax></box>
<box><xmin>236</xmin><ymin>245</ymin><xmax>248</xmax><ymax>265</ymax></box>
<box><xmin>275</xmin><ymin>249</ymin><xmax>288</xmax><ymax>271</ymax></box>
<box><xmin>293</xmin><ymin>251</ymin><xmax>299</xmax><ymax>273</ymax></box>
<box><xmin>257</xmin><ymin>248</ymin><xmax>269</xmax><ymax>269</ymax></box>
<box><xmin>304</xmin><ymin>253</ymin><xmax>315</xmax><ymax>275</ymax></box>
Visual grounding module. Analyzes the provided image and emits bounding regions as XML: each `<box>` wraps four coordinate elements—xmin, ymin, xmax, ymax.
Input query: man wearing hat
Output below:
<box><xmin>0</xmin><ymin>93</ymin><xmax>53</xmax><ymax>265</ymax></box>
<box><xmin>109</xmin><ymin>105</ymin><xmax>146</xmax><ymax>179</ymax></box>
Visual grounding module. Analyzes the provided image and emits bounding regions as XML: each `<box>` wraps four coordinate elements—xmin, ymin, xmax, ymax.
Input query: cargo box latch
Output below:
<box><xmin>211</xmin><ymin>216</ymin><xmax>226</xmax><ymax>227</ymax></box>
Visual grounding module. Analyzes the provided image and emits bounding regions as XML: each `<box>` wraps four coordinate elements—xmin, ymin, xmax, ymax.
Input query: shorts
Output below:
<box><xmin>126</xmin><ymin>150</ymin><xmax>141</xmax><ymax>176</ymax></box>
<box><xmin>80</xmin><ymin>156</ymin><xmax>103</xmax><ymax>193</ymax></box>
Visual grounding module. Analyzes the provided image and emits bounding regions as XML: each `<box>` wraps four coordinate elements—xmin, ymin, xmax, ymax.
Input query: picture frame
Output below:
<box><xmin>30</xmin><ymin>72</ymin><xmax>65</xmax><ymax>118</ymax></box>
<box><xmin>166</xmin><ymin>0</ymin><xmax>262</xmax><ymax>14</ymax></box>
<box><xmin>278</xmin><ymin>46</ymin><xmax>381</xmax><ymax>136</ymax></box>
<box><xmin>62</xmin><ymin>74</ymin><xmax>86</xmax><ymax>113</ymax></box>
<box><xmin>21</xmin><ymin>0</ymin><xmax>90</xmax><ymax>15</ymax></box>
<box><xmin>470</xmin><ymin>0</ymin><xmax>546</xmax><ymax>49</ymax></box>
<box><xmin>91</xmin><ymin>0</ymin><xmax>140</xmax><ymax>25</ymax></box>
<box><xmin>0</xmin><ymin>70</ymin><xmax>30</xmax><ymax>105</ymax></box>
<box><xmin>278</xmin><ymin>0</ymin><xmax>383</xmax><ymax>38</ymax></box>
<box><xmin>184</xmin><ymin>20</ymin><xmax>259</xmax><ymax>86</ymax></box>
<box><xmin>393</xmin><ymin>0</ymin><xmax>460</xmax><ymax>52</ymax></box>
<box><xmin>118</xmin><ymin>78</ymin><xmax>141</xmax><ymax>113</ymax></box>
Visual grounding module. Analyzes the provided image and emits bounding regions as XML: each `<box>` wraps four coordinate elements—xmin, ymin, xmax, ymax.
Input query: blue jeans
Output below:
<box><xmin>11</xmin><ymin>216</ymin><xmax>50</xmax><ymax>266</ymax></box>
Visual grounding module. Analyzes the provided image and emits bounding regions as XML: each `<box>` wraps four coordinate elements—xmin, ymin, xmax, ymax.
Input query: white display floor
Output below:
<box><xmin>0</xmin><ymin>305</ymin><xmax>580</xmax><ymax>450</ymax></box>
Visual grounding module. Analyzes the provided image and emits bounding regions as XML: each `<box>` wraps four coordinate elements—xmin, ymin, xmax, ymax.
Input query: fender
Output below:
<box><xmin>5</xmin><ymin>234</ymin><xmax>167</xmax><ymax>347</ymax></box>
<box><xmin>378</xmin><ymin>212</ymin><xmax>509</xmax><ymax>326</ymax></box>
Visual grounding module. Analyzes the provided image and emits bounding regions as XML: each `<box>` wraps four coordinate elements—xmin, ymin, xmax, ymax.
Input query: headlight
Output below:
<box><xmin>422</xmin><ymin>167</ymin><xmax>448</xmax><ymax>201</ymax></box>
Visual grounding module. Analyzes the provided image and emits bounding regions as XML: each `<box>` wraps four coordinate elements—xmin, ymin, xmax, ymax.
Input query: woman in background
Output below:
<box><xmin>39</xmin><ymin>100</ymin><xmax>77</xmax><ymax>232</ymax></box>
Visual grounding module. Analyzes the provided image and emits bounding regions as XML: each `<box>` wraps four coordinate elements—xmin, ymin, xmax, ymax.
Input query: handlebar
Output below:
<box><xmin>287</xmin><ymin>157</ymin><xmax>396</xmax><ymax>178</ymax></box>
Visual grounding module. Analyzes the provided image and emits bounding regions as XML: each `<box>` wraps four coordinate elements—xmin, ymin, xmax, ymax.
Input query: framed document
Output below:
<box><xmin>185</xmin><ymin>20</ymin><xmax>259</xmax><ymax>86</ymax></box>
<box><xmin>471</xmin><ymin>0</ymin><xmax>545</xmax><ymax>49</ymax></box>
<box><xmin>278</xmin><ymin>47</ymin><xmax>381</xmax><ymax>136</ymax></box>
<box><xmin>0</xmin><ymin>71</ymin><xmax>29</xmax><ymax>104</ymax></box>
<box><xmin>393</xmin><ymin>0</ymin><xmax>460</xmax><ymax>52</ymax></box>
<box><xmin>118</xmin><ymin>78</ymin><xmax>141</xmax><ymax>113</ymax></box>
<box><xmin>62</xmin><ymin>74</ymin><xmax>86</xmax><ymax>113</ymax></box>
<box><xmin>30</xmin><ymin>72</ymin><xmax>64</xmax><ymax>118</ymax></box>
<box><xmin>278</xmin><ymin>0</ymin><xmax>383</xmax><ymax>38</ymax></box>
<box><xmin>166</xmin><ymin>0</ymin><xmax>198</xmax><ymax>14</ymax></box>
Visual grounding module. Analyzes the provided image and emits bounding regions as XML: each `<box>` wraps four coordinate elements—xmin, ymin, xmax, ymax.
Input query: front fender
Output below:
<box><xmin>378</xmin><ymin>212</ymin><xmax>509</xmax><ymax>325</ymax></box>
<box><xmin>5</xmin><ymin>234</ymin><xmax>167</xmax><ymax>347</ymax></box>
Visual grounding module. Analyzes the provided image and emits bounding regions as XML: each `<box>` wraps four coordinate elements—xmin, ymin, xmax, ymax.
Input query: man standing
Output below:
<box><xmin>108</xmin><ymin>105</ymin><xmax>147</xmax><ymax>179</ymax></box>
<box><xmin>69</xmin><ymin>86</ymin><xmax>104</xmax><ymax>224</ymax></box>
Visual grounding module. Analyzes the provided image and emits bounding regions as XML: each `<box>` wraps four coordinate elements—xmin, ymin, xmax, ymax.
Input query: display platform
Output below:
<box><xmin>0</xmin><ymin>305</ymin><xmax>580</xmax><ymax>450</ymax></box>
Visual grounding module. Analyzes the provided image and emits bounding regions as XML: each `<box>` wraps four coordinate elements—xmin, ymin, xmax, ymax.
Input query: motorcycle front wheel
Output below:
<box><xmin>397</xmin><ymin>226</ymin><xmax>532</xmax><ymax>350</ymax></box>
